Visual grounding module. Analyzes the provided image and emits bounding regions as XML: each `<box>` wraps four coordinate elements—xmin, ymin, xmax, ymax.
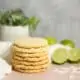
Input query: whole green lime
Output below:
<box><xmin>45</xmin><ymin>37</ymin><xmax>57</xmax><ymax>45</ymax></box>
<box><xmin>60</xmin><ymin>39</ymin><xmax>75</xmax><ymax>48</ymax></box>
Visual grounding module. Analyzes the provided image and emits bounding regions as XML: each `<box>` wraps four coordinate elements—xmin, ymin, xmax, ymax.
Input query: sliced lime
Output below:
<box><xmin>68</xmin><ymin>48</ymin><xmax>80</xmax><ymax>62</ymax></box>
<box><xmin>51</xmin><ymin>48</ymin><xmax>68</xmax><ymax>64</ymax></box>
<box><xmin>60</xmin><ymin>39</ymin><xmax>75</xmax><ymax>48</ymax></box>
<box><xmin>45</xmin><ymin>37</ymin><xmax>57</xmax><ymax>45</ymax></box>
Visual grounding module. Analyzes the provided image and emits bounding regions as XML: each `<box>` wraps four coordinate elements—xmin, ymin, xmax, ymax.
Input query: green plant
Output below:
<box><xmin>0</xmin><ymin>9</ymin><xmax>40</xmax><ymax>31</ymax></box>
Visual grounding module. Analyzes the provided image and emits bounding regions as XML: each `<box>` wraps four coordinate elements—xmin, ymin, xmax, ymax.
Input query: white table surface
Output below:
<box><xmin>0</xmin><ymin>42</ymin><xmax>80</xmax><ymax>80</ymax></box>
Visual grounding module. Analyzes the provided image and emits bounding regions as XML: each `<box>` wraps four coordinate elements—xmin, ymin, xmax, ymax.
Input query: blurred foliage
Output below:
<box><xmin>0</xmin><ymin>9</ymin><xmax>40</xmax><ymax>31</ymax></box>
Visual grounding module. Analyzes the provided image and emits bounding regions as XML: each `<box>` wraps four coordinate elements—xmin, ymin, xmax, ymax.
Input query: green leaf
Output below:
<box><xmin>0</xmin><ymin>9</ymin><xmax>40</xmax><ymax>31</ymax></box>
<box><xmin>28</xmin><ymin>16</ymin><xmax>40</xmax><ymax>31</ymax></box>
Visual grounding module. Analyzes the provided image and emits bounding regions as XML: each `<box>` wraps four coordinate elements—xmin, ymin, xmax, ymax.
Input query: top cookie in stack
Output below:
<box><xmin>12</xmin><ymin>37</ymin><xmax>49</xmax><ymax>73</ymax></box>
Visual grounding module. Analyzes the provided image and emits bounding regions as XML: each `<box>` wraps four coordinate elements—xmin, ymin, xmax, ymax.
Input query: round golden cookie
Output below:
<box><xmin>13</xmin><ymin>67</ymin><xmax>46</xmax><ymax>73</ymax></box>
<box><xmin>13</xmin><ymin>37</ymin><xmax>48</xmax><ymax>48</ymax></box>
<box><xmin>12</xmin><ymin>63</ymin><xmax>49</xmax><ymax>70</ymax></box>
<box><xmin>12</xmin><ymin>58</ymin><xmax>49</xmax><ymax>66</ymax></box>
<box><xmin>12</xmin><ymin>45</ymin><xmax>48</xmax><ymax>53</ymax></box>
<box><xmin>12</xmin><ymin>54</ymin><xmax>49</xmax><ymax>62</ymax></box>
<box><xmin>13</xmin><ymin>52</ymin><xmax>48</xmax><ymax>58</ymax></box>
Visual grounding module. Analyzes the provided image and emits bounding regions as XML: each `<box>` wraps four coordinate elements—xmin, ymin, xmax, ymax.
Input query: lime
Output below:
<box><xmin>51</xmin><ymin>48</ymin><xmax>68</xmax><ymax>64</ymax></box>
<box><xmin>45</xmin><ymin>37</ymin><xmax>57</xmax><ymax>45</ymax></box>
<box><xmin>68</xmin><ymin>48</ymin><xmax>80</xmax><ymax>62</ymax></box>
<box><xmin>60</xmin><ymin>39</ymin><xmax>75</xmax><ymax>48</ymax></box>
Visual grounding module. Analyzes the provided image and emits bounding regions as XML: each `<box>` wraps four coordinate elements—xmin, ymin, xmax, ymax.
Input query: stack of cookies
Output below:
<box><xmin>11</xmin><ymin>37</ymin><xmax>49</xmax><ymax>73</ymax></box>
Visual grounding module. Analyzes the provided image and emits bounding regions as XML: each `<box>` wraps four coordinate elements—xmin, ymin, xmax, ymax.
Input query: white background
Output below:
<box><xmin>0</xmin><ymin>0</ymin><xmax>80</xmax><ymax>47</ymax></box>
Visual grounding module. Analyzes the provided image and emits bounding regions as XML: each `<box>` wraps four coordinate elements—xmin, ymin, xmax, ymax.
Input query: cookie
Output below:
<box><xmin>12</xmin><ymin>63</ymin><xmax>49</xmax><ymax>70</ymax></box>
<box><xmin>11</xmin><ymin>37</ymin><xmax>49</xmax><ymax>73</ymax></box>
<box><xmin>13</xmin><ymin>52</ymin><xmax>48</xmax><ymax>58</ymax></box>
<box><xmin>12</xmin><ymin>55</ymin><xmax>49</xmax><ymax>62</ymax></box>
<box><xmin>13</xmin><ymin>37</ymin><xmax>48</xmax><ymax>48</ymax></box>
<box><xmin>12</xmin><ymin>58</ymin><xmax>49</xmax><ymax>66</ymax></box>
<box><xmin>12</xmin><ymin>45</ymin><xmax>48</xmax><ymax>53</ymax></box>
<box><xmin>13</xmin><ymin>67</ymin><xmax>46</xmax><ymax>73</ymax></box>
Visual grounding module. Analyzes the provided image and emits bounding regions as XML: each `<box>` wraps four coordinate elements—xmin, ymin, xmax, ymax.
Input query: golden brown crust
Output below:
<box><xmin>12</xmin><ymin>55</ymin><xmax>49</xmax><ymax>62</ymax></box>
<box><xmin>13</xmin><ymin>37</ymin><xmax>48</xmax><ymax>48</ymax></box>
<box><xmin>13</xmin><ymin>52</ymin><xmax>48</xmax><ymax>58</ymax></box>
<box><xmin>11</xmin><ymin>37</ymin><xmax>49</xmax><ymax>73</ymax></box>
<box><xmin>12</xmin><ymin>45</ymin><xmax>48</xmax><ymax>53</ymax></box>
<box><xmin>12</xmin><ymin>58</ymin><xmax>49</xmax><ymax>66</ymax></box>
<box><xmin>12</xmin><ymin>63</ymin><xmax>49</xmax><ymax>70</ymax></box>
<box><xmin>13</xmin><ymin>67</ymin><xmax>46</xmax><ymax>73</ymax></box>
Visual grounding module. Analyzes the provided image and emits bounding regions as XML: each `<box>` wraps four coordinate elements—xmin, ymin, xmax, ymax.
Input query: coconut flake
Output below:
<box><xmin>0</xmin><ymin>58</ymin><xmax>12</xmax><ymax>80</ymax></box>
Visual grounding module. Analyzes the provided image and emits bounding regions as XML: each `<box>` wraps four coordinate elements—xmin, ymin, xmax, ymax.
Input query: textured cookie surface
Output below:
<box><xmin>13</xmin><ymin>52</ymin><xmax>48</xmax><ymax>58</ymax></box>
<box><xmin>13</xmin><ymin>37</ymin><xmax>48</xmax><ymax>48</ymax></box>
<box><xmin>12</xmin><ymin>45</ymin><xmax>48</xmax><ymax>53</ymax></box>
<box><xmin>12</xmin><ymin>58</ymin><xmax>49</xmax><ymax>66</ymax></box>
<box><xmin>13</xmin><ymin>67</ymin><xmax>46</xmax><ymax>73</ymax></box>
<box><xmin>12</xmin><ymin>37</ymin><xmax>49</xmax><ymax>73</ymax></box>
<box><xmin>12</xmin><ymin>54</ymin><xmax>49</xmax><ymax>62</ymax></box>
<box><xmin>12</xmin><ymin>63</ymin><xmax>49</xmax><ymax>70</ymax></box>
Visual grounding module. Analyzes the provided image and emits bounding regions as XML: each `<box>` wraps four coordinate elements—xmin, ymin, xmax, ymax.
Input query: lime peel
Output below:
<box><xmin>60</xmin><ymin>39</ymin><xmax>75</xmax><ymax>48</ymax></box>
<box><xmin>45</xmin><ymin>37</ymin><xmax>57</xmax><ymax>45</ymax></box>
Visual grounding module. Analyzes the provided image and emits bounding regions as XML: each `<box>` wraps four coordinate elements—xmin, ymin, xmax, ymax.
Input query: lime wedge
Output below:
<box><xmin>51</xmin><ymin>48</ymin><xmax>68</xmax><ymax>64</ymax></box>
<box><xmin>68</xmin><ymin>48</ymin><xmax>80</xmax><ymax>62</ymax></box>
<box><xmin>45</xmin><ymin>37</ymin><xmax>57</xmax><ymax>45</ymax></box>
<box><xmin>60</xmin><ymin>39</ymin><xmax>75</xmax><ymax>48</ymax></box>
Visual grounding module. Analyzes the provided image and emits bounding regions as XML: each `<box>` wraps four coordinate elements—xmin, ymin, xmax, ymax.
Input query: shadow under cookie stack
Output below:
<box><xmin>12</xmin><ymin>37</ymin><xmax>49</xmax><ymax>73</ymax></box>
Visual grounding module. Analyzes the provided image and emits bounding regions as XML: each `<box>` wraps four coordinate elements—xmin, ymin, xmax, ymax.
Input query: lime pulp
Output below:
<box><xmin>51</xmin><ymin>48</ymin><xmax>68</xmax><ymax>64</ymax></box>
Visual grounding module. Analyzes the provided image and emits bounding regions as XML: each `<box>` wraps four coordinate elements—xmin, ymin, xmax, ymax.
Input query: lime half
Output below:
<box><xmin>45</xmin><ymin>37</ymin><xmax>57</xmax><ymax>45</ymax></box>
<box><xmin>51</xmin><ymin>48</ymin><xmax>68</xmax><ymax>64</ymax></box>
<box><xmin>60</xmin><ymin>39</ymin><xmax>75</xmax><ymax>48</ymax></box>
<box><xmin>68</xmin><ymin>48</ymin><xmax>80</xmax><ymax>62</ymax></box>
